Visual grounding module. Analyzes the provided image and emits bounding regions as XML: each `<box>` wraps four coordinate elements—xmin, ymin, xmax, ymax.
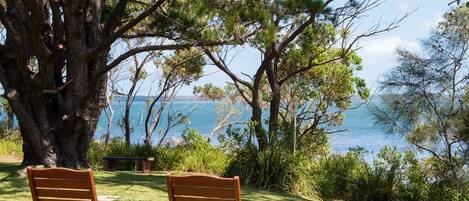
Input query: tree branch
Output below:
<box><xmin>98</xmin><ymin>41</ymin><xmax>226</xmax><ymax>78</ymax></box>
<box><xmin>88</xmin><ymin>0</ymin><xmax>166</xmax><ymax>58</ymax></box>
<box><xmin>103</xmin><ymin>0</ymin><xmax>130</xmax><ymax>36</ymax></box>
<box><xmin>276</xmin><ymin>16</ymin><xmax>315</xmax><ymax>55</ymax></box>
<box><xmin>204</xmin><ymin>49</ymin><xmax>254</xmax><ymax>106</ymax></box>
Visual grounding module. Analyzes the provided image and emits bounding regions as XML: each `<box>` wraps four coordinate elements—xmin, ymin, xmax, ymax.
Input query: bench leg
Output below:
<box><xmin>142</xmin><ymin>160</ymin><xmax>152</xmax><ymax>174</ymax></box>
<box><xmin>106</xmin><ymin>160</ymin><xmax>116</xmax><ymax>171</ymax></box>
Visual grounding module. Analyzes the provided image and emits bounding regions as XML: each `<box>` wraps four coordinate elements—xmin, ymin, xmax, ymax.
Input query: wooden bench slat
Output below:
<box><xmin>27</xmin><ymin>167</ymin><xmax>98</xmax><ymax>201</ymax></box>
<box><xmin>34</xmin><ymin>178</ymin><xmax>91</xmax><ymax>189</ymax></box>
<box><xmin>36</xmin><ymin>188</ymin><xmax>92</xmax><ymax>199</ymax></box>
<box><xmin>30</xmin><ymin>168</ymin><xmax>91</xmax><ymax>180</ymax></box>
<box><xmin>167</xmin><ymin>174</ymin><xmax>241</xmax><ymax>201</ymax></box>
<box><xmin>171</xmin><ymin>176</ymin><xmax>235</xmax><ymax>188</ymax></box>
<box><xmin>38</xmin><ymin>198</ymin><xmax>91</xmax><ymax>201</ymax></box>
<box><xmin>172</xmin><ymin>185</ymin><xmax>235</xmax><ymax>198</ymax></box>
<box><xmin>103</xmin><ymin>157</ymin><xmax>154</xmax><ymax>161</ymax></box>
<box><xmin>173</xmin><ymin>196</ymin><xmax>235</xmax><ymax>201</ymax></box>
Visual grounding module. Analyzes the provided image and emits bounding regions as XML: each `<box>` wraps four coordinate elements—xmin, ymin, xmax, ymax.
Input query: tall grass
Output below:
<box><xmin>225</xmin><ymin>145</ymin><xmax>317</xmax><ymax>197</ymax></box>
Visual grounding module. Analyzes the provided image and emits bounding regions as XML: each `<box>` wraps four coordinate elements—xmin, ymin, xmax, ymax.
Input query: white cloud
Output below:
<box><xmin>359</xmin><ymin>36</ymin><xmax>419</xmax><ymax>57</ymax></box>
<box><xmin>356</xmin><ymin>36</ymin><xmax>420</xmax><ymax>91</ymax></box>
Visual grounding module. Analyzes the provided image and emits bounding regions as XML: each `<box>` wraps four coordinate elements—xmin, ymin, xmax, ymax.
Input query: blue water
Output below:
<box><xmin>95</xmin><ymin>99</ymin><xmax>409</xmax><ymax>154</ymax></box>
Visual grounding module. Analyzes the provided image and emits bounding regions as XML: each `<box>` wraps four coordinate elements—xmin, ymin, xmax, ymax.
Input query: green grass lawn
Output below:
<box><xmin>0</xmin><ymin>161</ymin><xmax>315</xmax><ymax>201</ymax></box>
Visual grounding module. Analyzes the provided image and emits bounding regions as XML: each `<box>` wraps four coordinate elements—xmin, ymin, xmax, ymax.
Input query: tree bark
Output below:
<box><xmin>250</xmin><ymin>87</ymin><xmax>268</xmax><ymax>150</ymax></box>
<box><xmin>266</xmin><ymin>60</ymin><xmax>280</xmax><ymax>143</ymax></box>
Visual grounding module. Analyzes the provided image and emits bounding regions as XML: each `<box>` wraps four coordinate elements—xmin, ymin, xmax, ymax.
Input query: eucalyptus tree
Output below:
<box><xmin>204</xmin><ymin>0</ymin><xmax>404</xmax><ymax>150</ymax></box>
<box><xmin>119</xmin><ymin>39</ymin><xmax>156</xmax><ymax>146</ymax></box>
<box><xmin>144</xmin><ymin>48</ymin><xmax>205</xmax><ymax>145</ymax></box>
<box><xmin>278</xmin><ymin>51</ymin><xmax>368</xmax><ymax>154</ymax></box>
<box><xmin>372</xmin><ymin>6</ymin><xmax>469</xmax><ymax>189</ymax></box>
<box><xmin>103</xmin><ymin>64</ymin><xmax>121</xmax><ymax>144</ymax></box>
<box><xmin>0</xmin><ymin>0</ymin><xmax>244</xmax><ymax>167</ymax></box>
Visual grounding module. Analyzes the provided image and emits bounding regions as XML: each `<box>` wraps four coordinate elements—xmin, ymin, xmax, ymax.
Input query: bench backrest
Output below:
<box><xmin>27</xmin><ymin>167</ymin><xmax>98</xmax><ymax>201</ymax></box>
<box><xmin>166</xmin><ymin>174</ymin><xmax>241</xmax><ymax>201</ymax></box>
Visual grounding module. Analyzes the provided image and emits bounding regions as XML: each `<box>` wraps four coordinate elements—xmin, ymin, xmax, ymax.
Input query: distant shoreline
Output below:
<box><xmin>111</xmin><ymin>95</ymin><xmax>384</xmax><ymax>102</ymax></box>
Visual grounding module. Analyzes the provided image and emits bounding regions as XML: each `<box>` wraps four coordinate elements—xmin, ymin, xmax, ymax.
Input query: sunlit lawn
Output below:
<box><xmin>0</xmin><ymin>161</ymin><xmax>315</xmax><ymax>201</ymax></box>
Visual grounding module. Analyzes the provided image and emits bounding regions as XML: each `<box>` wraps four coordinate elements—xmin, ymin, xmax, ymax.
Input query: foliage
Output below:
<box><xmin>310</xmin><ymin>147</ymin><xmax>367</xmax><ymax>199</ymax></box>
<box><xmin>193</xmin><ymin>83</ymin><xmax>225</xmax><ymax>101</ymax></box>
<box><xmin>88</xmin><ymin>129</ymin><xmax>228</xmax><ymax>175</ymax></box>
<box><xmin>346</xmin><ymin>146</ymin><xmax>402</xmax><ymax>201</ymax></box>
<box><xmin>312</xmin><ymin>146</ymin><xmax>469</xmax><ymax>201</ymax></box>
<box><xmin>176</xmin><ymin>128</ymin><xmax>230</xmax><ymax>175</ymax></box>
<box><xmin>0</xmin><ymin>97</ymin><xmax>14</xmax><ymax>130</ymax></box>
<box><xmin>278</xmin><ymin>121</ymin><xmax>331</xmax><ymax>155</ymax></box>
<box><xmin>202</xmin><ymin>0</ymin><xmax>399</xmax><ymax>153</ymax></box>
<box><xmin>0</xmin><ymin>130</ymin><xmax>22</xmax><ymax>159</ymax></box>
<box><xmin>222</xmin><ymin>119</ymin><xmax>330</xmax><ymax>196</ymax></box>
<box><xmin>371</xmin><ymin>5</ymin><xmax>469</xmax><ymax>190</ymax></box>
<box><xmin>225</xmin><ymin>144</ymin><xmax>316</xmax><ymax>196</ymax></box>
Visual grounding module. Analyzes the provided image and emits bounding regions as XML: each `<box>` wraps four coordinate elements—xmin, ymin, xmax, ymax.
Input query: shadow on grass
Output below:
<box><xmin>95</xmin><ymin>171</ymin><xmax>313</xmax><ymax>201</ymax></box>
<box><xmin>0</xmin><ymin>162</ymin><xmax>29</xmax><ymax>196</ymax></box>
<box><xmin>242</xmin><ymin>186</ymin><xmax>313</xmax><ymax>201</ymax></box>
<box><xmin>94</xmin><ymin>171</ymin><xmax>168</xmax><ymax>192</ymax></box>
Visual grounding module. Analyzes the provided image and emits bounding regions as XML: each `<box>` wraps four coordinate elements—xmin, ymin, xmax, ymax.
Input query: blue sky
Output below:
<box><xmin>132</xmin><ymin>0</ymin><xmax>454</xmax><ymax>96</ymax></box>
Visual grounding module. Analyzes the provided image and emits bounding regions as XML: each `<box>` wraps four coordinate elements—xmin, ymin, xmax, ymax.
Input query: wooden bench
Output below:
<box><xmin>27</xmin><ymin>167</ymin><xmax>99</xmax><ymax>201</ymax></box>
<box><xmin>103</xmin><ymin>157</ymin><xmax>154</xmax><ymax>173</ymax></box>
<box><xmin>166</xmin><ymin>174</ymin><xmax>242</xmax><ymax>201</ymax></box>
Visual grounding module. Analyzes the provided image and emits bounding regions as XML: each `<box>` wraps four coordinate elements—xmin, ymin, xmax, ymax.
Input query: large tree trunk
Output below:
<box><xmin>0</xmin><ymin>0</ymin><xmax>107</xmax><ymax>168</ymax></box>
<box><xmin>5</xmin><ymin>83</ymin><xmax>106</xmax><ymax>168</ymax></box>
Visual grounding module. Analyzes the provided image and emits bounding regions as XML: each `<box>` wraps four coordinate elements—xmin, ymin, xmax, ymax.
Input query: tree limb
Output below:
<box><xmin>89</xmin><ymin>0</ymin><xmax>166</xmax><ymax>58</ymax></box>
<box><xmin>98</xmin><ymin>41</ymin><xmax>227</xmax><ymax>78</ymax></box>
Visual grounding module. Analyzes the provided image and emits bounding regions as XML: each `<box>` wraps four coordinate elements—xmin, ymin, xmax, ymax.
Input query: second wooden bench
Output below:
<box><xmin>103</xmin><ymin>157</ymin><xmax>155</xmax><ymax>173</ymax></box>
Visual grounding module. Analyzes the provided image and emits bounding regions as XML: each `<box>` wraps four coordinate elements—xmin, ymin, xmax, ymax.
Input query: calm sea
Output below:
<box><xmin>95</xmin><ymin>98</ymin><xmax>410</xmax><ymax>155</ymax></box>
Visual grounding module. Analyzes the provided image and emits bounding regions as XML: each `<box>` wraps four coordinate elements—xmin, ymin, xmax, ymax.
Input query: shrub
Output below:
<box><xmin>176</xmin><ymin>128</ymin><xmax>230</xmax><ymax>175</ymax></box>
<box><xmin>346</xmin><ymin>146</ymin><xmax>401</xmax><ymax>201</ymax></box>
<box><xmin>0</xmin><ymin>130</ymin><xmax>22</xmax><ymax>159</ymax></box>
<box><xmin>310</xmin><ymin>146</ymin><xmax>367</xmax><ymax>199</ymax></box>
<box><xmin>88</xmin><ymin>141</ymin><xmax>110</xmax><ymax>169</ymax></box>
<box><xmin>225</xmin><ymin>145</ymin><xmax>316</xmax><ymax>196</ymax></box>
